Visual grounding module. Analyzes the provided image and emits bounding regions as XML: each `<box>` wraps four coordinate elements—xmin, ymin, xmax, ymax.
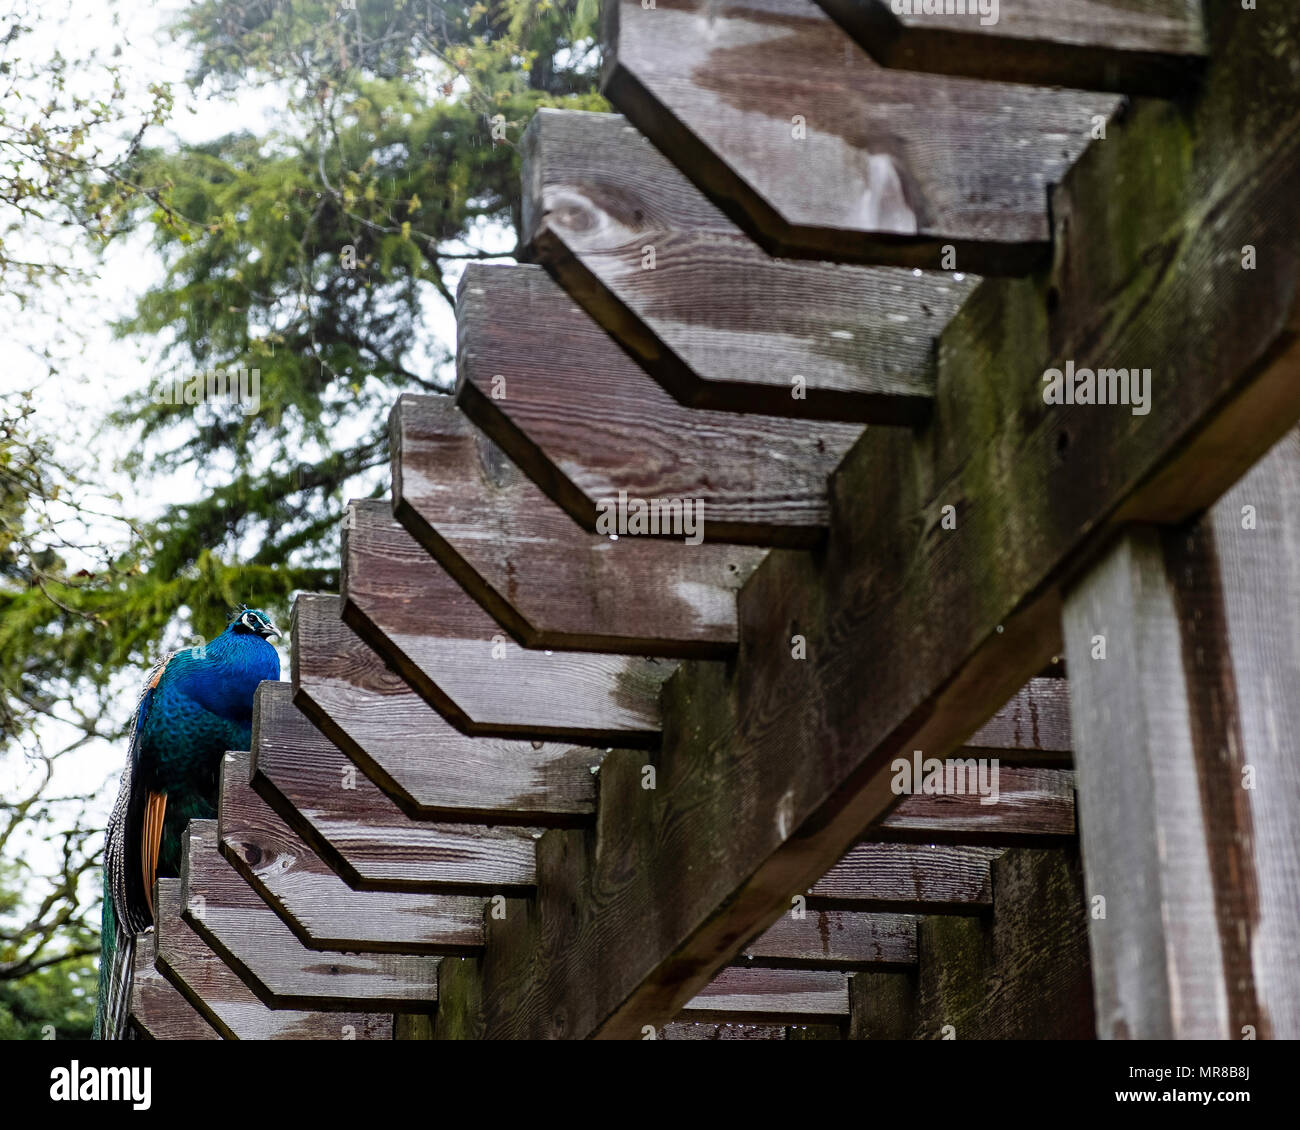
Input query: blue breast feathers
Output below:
<box><xmin>166</xmin><ymin>627</ymin><xmax>280</xmax><ymax>724</ymax></box>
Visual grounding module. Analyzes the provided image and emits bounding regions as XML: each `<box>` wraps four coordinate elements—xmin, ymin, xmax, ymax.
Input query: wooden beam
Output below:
<box><xmin>521</xmin><ymin>109</ymin><xmax>974</xmax><ymax>422</ymax></box>
<box><xmin>906</xmin><ymin>847</ymin><xmax>1091</xmax><ymax>1038</ymax></box>
<box><xmin>442</xmin><ymin>0</ymin><xmax>1300</xmax><ymax>1037</ymax></box>
<box><xmin>679</xmin><ymin>968</ymin><xmax>850</xmax><ymax>1025</ymax></box>
<box><xmin>846</xmin><ymin>972</ymin><xmax>917</xmax><ymax>1040</ymax></box>
<box><xmin>601</xmin><ymin>0</ymin><xmax>1116</xmax><ymax>273</ymax></box>
<box><xmin>871</xmin><ymin>766</ymin><xmax>1076</xmax><ymax>846</ymax></box>
<box><xmin>180</xmin><ymin>822</ymin><xmax>440</xmax><ymax>1012</ymax></box>
<box><xmin>809</xmin><ymin>844</ymin><xmax>999</xmax><ymax>912</ymax></box>
<box><xmin>294</xmin><ymin>592</ymin><xmax>612</xmax><ymax>816</ymax></box>
<box><xmin>218</xmin><ymin>752</ymin><xmax>485</xmax><ymax>954</ymax></box>
<box><xmin>814</xmin><ymin>0</ymin><xmax>1206</xmax><ymax>96</ymax></box>
<box><xmin>340</xmin><ymin>504</ymin><xmax>669</xmax><ymax>744</ymax></box>
<box><xmin>740</xmin><ymin>910</ymin><xmax>916</xmax><ymax>970</ymax></box>
<box><xmin>252</xmin><ymin>681</ymin><xmax>541</xmax><ymax>891</ymax></box>
<box><xmin>847</xmin><ymin>846</ymin><xmax>1093</xmax><ymax>1038</ymax></box>
<box><xmin>963</xmin><ymin>676</ymin><xmax>1072</xmax><ymax>766</ymax></box>
<box><xmin>659</xmin><ymin>1021</ymin><xmax>838</xmax><ymax>1040</ymax></box>
<box><xmin>391</xmin><ymin>394</ymin><xmax>763</xmax><ymax>656</ymax></box>
<box><xmin>153</xmin><ymin>879</ymin><xmax>393</xmax><ymax>1040</ymax></box>
<box><xmin>129</xmin><ymin>928</ymin><xmax>222</xmax><ymax>1041</ymax></box>
<box><xmin>1061</xmin><ymin>430</ymin><xmax>1300</xmax><ymax>1038</ymax></box>
<box><xmin>454</xmin><ymin>263</ymin><xmax>863</xmax><ymax>547</ymax></box>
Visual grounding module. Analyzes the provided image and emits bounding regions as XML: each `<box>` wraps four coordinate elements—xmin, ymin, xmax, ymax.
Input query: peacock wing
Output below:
<box><xmin>105</xmin><ymin>651</ymin><xmax>175</xmax><ymax>934</ymax></box>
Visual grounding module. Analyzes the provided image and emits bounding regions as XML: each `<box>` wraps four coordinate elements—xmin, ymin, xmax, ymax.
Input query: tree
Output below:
<box><xmin>0</xmin><ymin>952</ymin><xmax>96</xmax><ymax>1040</ymax></box>
<box><xmin>0</xmin><ymin>0</ymin><xmax>604</xmax><ymax>1034</ymax></box>
<box><xmin>102</xmin><ymin>0</ymin><xmax>606</xmax><ymax>644</ymax></box>
<box><xmin>0</xmin><ymin>0</ymin><xmax>171</xmax><ymax>299</ymax></box>
<box><xmin>1</xmin><ymin>0</ymin><xmax>171</xmax><ymax>1005</ymax></box>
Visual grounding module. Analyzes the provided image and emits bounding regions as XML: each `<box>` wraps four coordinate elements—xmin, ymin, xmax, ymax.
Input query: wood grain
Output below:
<box><xmin>295</xmin><ymin>589</ymin><xmax>615</xmax><ymax>816</ymax></box>
<box><xmin>181</xmin><ymin>822</ymin><xmax>440</xmax><ymax>1012</ymax></box>
<box><xmin>906</xmin><ymin>846</ymin><xmax>1093</xmax><ymax>1039</ymax></box>
<box><xmin>658</xmin><ymin>1021</ymin><xmax>836</xmax><ymax>1039</ymax></box>
<box><xmin>340</xmin><ymin>503</ymin><xmax>669</xmax><ymax>743</ymax></box>
<box><xmin>1062</xmin><ymin>430</ymin><xmax>1300</xmax><ymax>1039</ymax></box>
<box><xmin>602</xmin><ymin>0</ymin><xmax>1117</xmax><ymax>273</ymax></box>
<box><xmin>848</xmin><ymin>847</ymin><xmax>1094</xmax><ymax>1038</ymax></box>
<box><xmin>741</xmin><ymin>910</ymin><xmax>916</xmax><ymax>969</ymax></box>
<box><xmin>219</xmin><ymin>751</ymin><xmax>485</xmax><ymax>953</ymax></box>
<box><xmin>522</xmin><ymin>109</ymin><xmax>974</xmax><ymax>421</ymax></box>
<box><xmin>679</xmin><ymin>967</ymin><xmax>850</xmax><ymax>1024</ymax></box>
<box><xmin>251</xmin><ymin>680</ymin><xmax>542</xmax><ymax>891</ymax></box>
<box><xmin>128</xmin><ymin>927</ymin><xmax>223</xmax><ymax>1041</ymax></box>
<box><xmin>964</xmin><ymin>676</ymin><xmax>1072</xmax><ymax>765</ymax></box>
<box><xmin>154</xmin><ymin>879</ymin><xmax>393</xmax><ymax>1040</ymax></box>
<box><xmin>1208</xmin><ymin>430</ymin><xmax>1300</xmax><ymax>1040</ymax></box>
<box><xmin>455</xmin><ymin>263</ymin><xmax>863</xmax><ymax>547</ymax></box>
<box><xmin>392</xmin><ymin>393</ymin><xmax>764</xmax><ymax>656</ymax></box>
<box><xmin>815</xmin><ymin>0</ymin><xmax>1205</xmax><ymax>96</ymax></box>
<box><xmin>873</xmin><ymin>766</ymin><xmax>1076</xmax><ymax>845</ymax></box>
<box><xmin>442</xmin><ymin>0</ymin><xmax>1300</xmax><ymax>1038</ymax></box>
<box><xmin>809</xmin><ymin>844</ymin><xmax>999</xmax><ymax>911</ymax></box>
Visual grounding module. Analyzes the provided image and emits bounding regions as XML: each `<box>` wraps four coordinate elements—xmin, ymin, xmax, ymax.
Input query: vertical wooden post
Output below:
<box><xmin>1063</xmin><ymin>430</ymin><xmax>1300</xmax><ymax>1039</ymax></box>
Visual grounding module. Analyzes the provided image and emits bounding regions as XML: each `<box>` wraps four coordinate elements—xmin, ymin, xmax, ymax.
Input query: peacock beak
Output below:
<box><xmin>261</xmin><ymin>621</ymin><xmax>282</xmax><ymax>640</ymax></box>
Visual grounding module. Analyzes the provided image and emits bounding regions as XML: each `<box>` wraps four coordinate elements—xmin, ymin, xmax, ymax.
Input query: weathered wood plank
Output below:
<box><xmin>455</xmin><ymin>263</ymin><xmax>863</xmax><ymax>547</ymax></box>
<box><xmin>679</xmin><ymin>967</ymin><xmax>850</xmax><ymax>1024</ymax></box>
<box><xmin>741</xmin><ymin>910</ymin><xmax>916</xmax><ymax>969</ymax></box>
<box><xmin>910</xmin><ymin>847</ymin><xmax>1093</xmax><ymax>1039</ymax></box>
<box><xmin>447</xmin><ymin>0</ymin><xmax>1300</xmax><ymax>1037</ymax></box>
<box><xmin>432</xmin><ymin>955</ymin><xmax>484</xmax><ymax>1040</ymax></box>
<box><xmin>658</xmin><ymin>1021</ymin><xmax>841</xmax><ymax>1039</ymax></box>
<box><xmin>658</xmin><ymin>1022</ymin><xmax>786</xmax><ymax>1040</ymax></box>
<box><xmin>252</xmin><ymin>680</ymin><xmax>541</xmax><ymax>891</ymax></box>
<box><xmin>340</xmin><ymin>504</ymin><xmax>668</xmax><ymax>744</ymax></box>
<box><xmin>1064</xmin><ymin>533</ymin><xmax>1226</xmax><ymax>1038</ymax></box>
<box><xmin>809</xmin><ymin>844</ymin><xmax>999</xmax><ymax>911</ymax></box>
<box><xmin>847</xmin><ymin>847</ymin><xmax>1093</xmax><ymax>1038</ymax></box>
<box><xmin>815</xmin><ymin>0</ymin><xmax>1206</xmax><ymax>96</ymax></box>
<box><xmin>601</xmin><ymin>0</ymin><xmax>1116</xmax><ymax>273</ymax></box>
<box><xmin>180</xmin><ymin>822</ymin><xmax>440</xmax><ymax>1012</ymax></box>
<box><xmin>295</xmin><ymin>591</ymin><xmax>613</xmax><ymax>816</ymax></box>
<box><xmin>846</xmin><ymin>971</ymin><xmax>917</xmax><ymax>1040</ymax></box>
<box><xmin>1062</xmin><ymin>430</ymin><xmax>1300</xmax><ymax>1039</ymax></box>
<box><xmin>391</xmin><ymin>394</ymin><xmax>763</xmax><ymax>656</ymax></box>
<box><xmin>153</xmin><ymin>879</ymin><xmax>393</xmax><ymax>1040</ymax></box>
<box><xmin>873</xmin><ymin>765</ymin><xmax>1076</xmax><ymax>845</ymax></box>
<box><xmin>129</xmin><ymin>928</ymin><xmax>223</xmax><ymax>1041</ymax></box>
<box><xmin>964</xmin><ymin>676</ymin><xmax>1072</xmax><ymax>765</ymax></box>
<box><xmin>522</xmin><ymin>109</ymin><xmax>974</xmax><ymax>422</ymax></box>
<box><xmin>1209</xmin><ymin>431</ymin><xmax>1300</xmax><ymax>1040</ymax></box>
<box><xmin>218</xmin><ymin>752</ymin><xmax>485</xmax><ymax>954</ymax></box>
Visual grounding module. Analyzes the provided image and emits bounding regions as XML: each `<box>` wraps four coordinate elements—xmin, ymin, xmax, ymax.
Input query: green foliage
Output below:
<box><xmin>102</xmin><ymin>0</ymin><xmax>606</xmax><ymax>608</ymax></box>
<box><xmin>0</xmin><ymin>954</ymin><xmax>97</xmax><ymax>1040</ymax></box>
<box><xmin>4</xmin><ymin>0</ymin><xmax>607</xmax><ymax>699</ymax></box>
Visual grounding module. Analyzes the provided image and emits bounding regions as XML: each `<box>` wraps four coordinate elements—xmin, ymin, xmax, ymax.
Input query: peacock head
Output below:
<box><xmin>227</xmin><ymin>605</ymin><xmax>281</xmax><ymax>640</ymax></box>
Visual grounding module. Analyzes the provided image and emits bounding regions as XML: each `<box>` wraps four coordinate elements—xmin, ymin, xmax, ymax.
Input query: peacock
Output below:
<box><xmin>94</xmin><ymin>605</ymin><xmax>280</xmax><ymax>1039</ymax></box>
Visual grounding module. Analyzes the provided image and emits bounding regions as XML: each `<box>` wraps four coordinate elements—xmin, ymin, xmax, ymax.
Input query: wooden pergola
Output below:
<box><xmin>127</xmin><ymin>0</ymin><xmax>1300</xmax><ymax>1040</ymax></box>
